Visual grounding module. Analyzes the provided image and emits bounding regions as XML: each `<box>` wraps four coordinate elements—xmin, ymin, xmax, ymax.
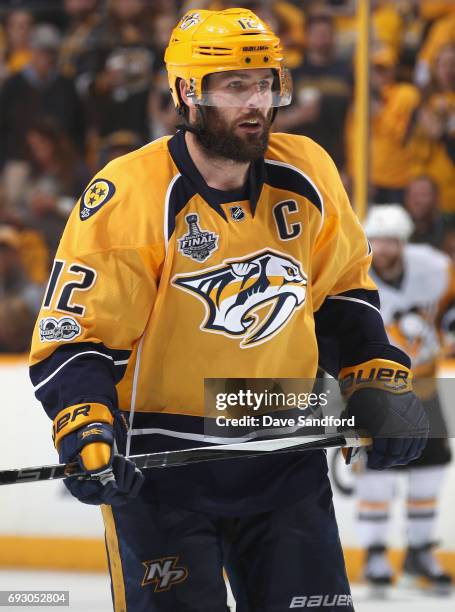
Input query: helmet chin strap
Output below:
<box><xmin>176</xmin><ymin>104</ymin><xmax>207</xmax><ymax>136</ymax></box>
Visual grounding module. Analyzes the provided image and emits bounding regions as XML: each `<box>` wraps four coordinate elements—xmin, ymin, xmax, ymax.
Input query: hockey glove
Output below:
<box><xmin>53</xmin><ymin>403</ymin><xmax>144</xmax><ymax>505</ymax></box>
<box><xmin>339</xmin><ymin>359</ymin><xmax>429</xmax><ymax>469</ymax></box>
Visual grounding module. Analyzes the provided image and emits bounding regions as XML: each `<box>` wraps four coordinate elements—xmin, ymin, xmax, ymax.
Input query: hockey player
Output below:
<box><xmin>357</xmin><ymin>204</ymin><xmax>452</xmax><ymax>594</ymax></box>
<box><xmin>29</xmin><ymin>10</ymin><xmax>428</xmax><ymax>611</ymax></box>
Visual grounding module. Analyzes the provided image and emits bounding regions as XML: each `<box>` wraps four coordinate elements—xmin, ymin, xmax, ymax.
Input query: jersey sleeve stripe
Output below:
<box><xmin>30</xmin><ymin>342</ymin><xmax>131</xmax><ymax>419</ymax></box>
<box><xmin>327</xmin><ymin>295</ymin><xmax>381</xmax><ymax>315</ymax></box>
<box><xmin>126</xmin><ymin>335</ymin><xmax>145</xmax><ymax>456</ymax></box>
<box><xmin>164</xmin><ymin>173</ymin><xmax>182</xmax><ymax>251</ymax></box>
<box><xmin>32</xmin><ymin>350</ymin><xmax>115</xmax><ymax>392</ymax></box>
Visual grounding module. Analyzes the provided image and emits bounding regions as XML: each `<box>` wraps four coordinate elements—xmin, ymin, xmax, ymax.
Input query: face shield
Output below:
<box><xmin>185</xmin><ymin>68</ymin><xmax>292</xmax><ymax>109</ymax></box>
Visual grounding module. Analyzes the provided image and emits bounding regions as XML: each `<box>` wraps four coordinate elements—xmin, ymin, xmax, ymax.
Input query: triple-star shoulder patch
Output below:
<box><xmin>80</xmin><ymin>179</ymin><xmax>116</xmax><ymax>221</ymax></box>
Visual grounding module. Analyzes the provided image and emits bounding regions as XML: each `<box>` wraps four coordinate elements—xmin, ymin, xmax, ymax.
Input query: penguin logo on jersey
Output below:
<box><xmin>177</xmin><ymin>214</ymin><xmax>218</xmax><ymax>262</ymax></box>
<box><xmin>388</xmin><ymin>306</ymin><xmax>439</xmax><ymax>366</ymax></box>
<box><xmin>173</xmin><ymin>249</ymin><xmax>307</xmax><ymax>348</ymax></box>
<box><xmin>80</xmin><ymin>179</ymin><xmax>115</xmax><ymax>221</ymax></box>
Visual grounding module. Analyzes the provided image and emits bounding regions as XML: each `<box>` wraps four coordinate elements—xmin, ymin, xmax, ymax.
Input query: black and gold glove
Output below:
<box><xmin>54</xmin><ymin>402</ymin><xmax>144</xmax><ymax>505</ymax></box>
<box><xmin>339</xmin><ymin>358</ymin><xmax>429</xmax><ymax>469</ymax></box>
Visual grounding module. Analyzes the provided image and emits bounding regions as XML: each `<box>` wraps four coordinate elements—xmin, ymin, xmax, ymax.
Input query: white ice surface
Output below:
<box><xmin>0</xmin><ymin>570</ymin><xmax>454</xmax><ymax>611</ymax></box>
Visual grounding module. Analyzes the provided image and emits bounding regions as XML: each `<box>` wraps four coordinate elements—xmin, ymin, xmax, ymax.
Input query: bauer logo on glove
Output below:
<box><xmin>339</xmin><ymin>354</ymin><xmax>429</xmax><ymax>470</ymax></box>
<box><xmin>52</xmin><ymin>402</ymin><xmax>144</xmax><ymax>505</ymax></box>
<box><xmin>53</xmin><ymin>402</ymin><xmax>114</xmax><ymax>444</ymax></box>
<box><xmin>339</xmin><ymin>358</ymin><xmax>412</xmax><ymax>398</ymax></box>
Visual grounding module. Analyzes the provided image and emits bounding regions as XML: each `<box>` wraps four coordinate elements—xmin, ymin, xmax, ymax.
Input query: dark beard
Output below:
<box><xmin>194</xmin><ymin>106</ymin><xmax>271</xmax><ymax>163</ymax></box>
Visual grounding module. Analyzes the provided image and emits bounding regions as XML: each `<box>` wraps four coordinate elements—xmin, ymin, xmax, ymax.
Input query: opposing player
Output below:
<box><xmin>29</xmin><ymin>10</ymin><xmax>428</xmax><ymax>611</ymax></box>
<box><xmin>357</xmin><ymin>205</ymin><xmax>452</xmax><ymax>594</ymax></box>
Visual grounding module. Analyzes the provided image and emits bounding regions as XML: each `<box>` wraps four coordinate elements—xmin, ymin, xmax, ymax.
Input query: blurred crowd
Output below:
<box><xmin>0</xmin><ymin>0</ymin><xmax>454</xmax><ymax>352</ymax></box>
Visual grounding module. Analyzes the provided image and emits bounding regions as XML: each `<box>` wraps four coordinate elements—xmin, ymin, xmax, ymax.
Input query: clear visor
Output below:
<box><xmin>186</xmin><ymin>68</ymin><xmax>292</xmax><ymax>108</ymax></box>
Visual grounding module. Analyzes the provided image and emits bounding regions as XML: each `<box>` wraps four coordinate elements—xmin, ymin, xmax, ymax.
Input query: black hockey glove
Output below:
<box><xmin>53</xmin><ymin>403</ymin><xmax>144</xmax><ymax>505</ymax></box>
<box><xmin>339</xmin><ymin>359</ymin><xmax>429</xmax><ymax>469</ymax></box>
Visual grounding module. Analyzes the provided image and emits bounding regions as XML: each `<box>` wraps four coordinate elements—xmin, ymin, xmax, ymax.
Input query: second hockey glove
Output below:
<box><xmin>53</xmin><ymin>403</ymin><xmax>144</xmax><ymax>505</ymax></box>
<box><xmin>339</xmin><ymin>359</ymin><xmax>429</xmax><ymax>469</ymax></box>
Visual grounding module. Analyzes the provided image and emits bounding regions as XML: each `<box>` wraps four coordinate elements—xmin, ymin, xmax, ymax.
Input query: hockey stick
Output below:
<box><xmin>0</xmin><ymin>429</ymin><xmax>371</xmax><ymax>486</ymax></box>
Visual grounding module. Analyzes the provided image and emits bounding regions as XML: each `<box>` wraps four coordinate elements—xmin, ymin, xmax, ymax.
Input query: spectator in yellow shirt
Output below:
<box><xmin>372</xmin><ymin>0</ymin><xmax>404</xmax><ymax>59</ymax></box>
<box><xmin>332</xmin><ymin>0</ymin><xmax>403</xmax><ymax>60</ymax></box>
<box><xmin>354</xmin><ymin>46</ymin><xmax>420</xmax><ymax>203</ymax></box>
<box><xmin>410</xmin><ymin>43</ymin><xmax>455</xmax><ymax>215</ymax></box>
<box><xmin>0</xmin><ymin>223</ymin><xmax>45</xmax><ymax>353</ymax></box>
<box><xmin>415</xmin><ymin>10</ymin><xmax>455</xmax><ymax>87</ymax></box>
<box><xmin>419</xmin><ymin>0</ymin><xmax>455</xmax><ymax>22</ymax></box>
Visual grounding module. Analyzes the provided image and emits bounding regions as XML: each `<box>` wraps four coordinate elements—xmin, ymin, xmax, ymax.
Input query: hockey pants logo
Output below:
<box><xmin>142</xmin><ymin>556</ymin><xmax>188</xmax><ymax>592</ymax></box>
<box><xmin>290</xmin><ymin>594</ymin><xmax>353</xmax><ymax>608</ymax></box>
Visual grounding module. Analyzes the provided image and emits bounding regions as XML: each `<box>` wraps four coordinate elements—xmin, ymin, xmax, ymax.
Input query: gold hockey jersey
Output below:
<box><xmin>30</xmin><ymin>130</ymin><xmax>377</xmax><ymax>453</ymax></box>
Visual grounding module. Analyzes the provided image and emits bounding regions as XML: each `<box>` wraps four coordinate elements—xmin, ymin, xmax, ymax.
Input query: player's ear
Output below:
<box><xmin>178</xmin><ymin>78</ymin><xmax>191</xmax><ymax>106</ymax></box>
<box><xmin>176</xmin><ymin>78</ymin><xmax>192</xmax><ymax>121</ymax></box>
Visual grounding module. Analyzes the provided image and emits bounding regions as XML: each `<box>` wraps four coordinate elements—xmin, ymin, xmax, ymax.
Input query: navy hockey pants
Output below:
<box><xmin>102</xmin><ymin>478</ymin><xmax>354</xmax><ymax>611</ymax></box>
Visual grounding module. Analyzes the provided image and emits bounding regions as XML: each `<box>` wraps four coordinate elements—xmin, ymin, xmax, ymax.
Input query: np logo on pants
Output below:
<box><xmin>142</xmin><ymin>556</ymin><xmax>188</xmax><ymax>592</ymax></box>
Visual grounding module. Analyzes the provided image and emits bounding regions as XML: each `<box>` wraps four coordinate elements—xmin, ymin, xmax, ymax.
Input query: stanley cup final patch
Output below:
<box><xmin>80</xmin><ymin>179</ymin><xmax>116</xmax><ymax>220</ymax></box>
<box><xmin>177</xmin><ymin>214</ymin><xmax>219</xmax><ymax>262</ymax></box>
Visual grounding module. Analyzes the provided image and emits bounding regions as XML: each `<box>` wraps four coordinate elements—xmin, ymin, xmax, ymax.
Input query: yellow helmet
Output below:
<box><xmin>164</xmin><ymin>8</ymin><xmax>292</xmax><ymax>110</ymax></box>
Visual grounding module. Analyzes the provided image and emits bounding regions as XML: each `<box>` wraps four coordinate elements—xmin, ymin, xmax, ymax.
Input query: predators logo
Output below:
<box><xmin>173</xmin><ymin>249</ymin><xmax>307</xmax><ymax>348</ymax></box>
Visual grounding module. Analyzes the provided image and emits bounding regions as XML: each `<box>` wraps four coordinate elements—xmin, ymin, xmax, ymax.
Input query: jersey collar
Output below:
<box><xmin>167</xmin><ymin>130</ymin><xmax>265</xmax><ymax>219</ymax></box>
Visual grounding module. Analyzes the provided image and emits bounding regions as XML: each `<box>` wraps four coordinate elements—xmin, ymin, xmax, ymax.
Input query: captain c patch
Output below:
<box><xmin>80</xmin><ymin>179</ymin><xmax>116</xmax><ymax>220</ymax></box>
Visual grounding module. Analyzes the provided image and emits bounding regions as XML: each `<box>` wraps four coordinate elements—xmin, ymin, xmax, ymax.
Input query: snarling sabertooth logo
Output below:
<box><xmin>173</xmin><ymin>250</ymin><xmax>307</xmax><ymax>348</ymax></box>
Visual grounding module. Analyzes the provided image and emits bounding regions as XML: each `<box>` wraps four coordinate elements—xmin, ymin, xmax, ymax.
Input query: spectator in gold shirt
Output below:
<box><xmin>414</xmin><ymin>7</ymin><xmax>455</xmax><ymax>88</ymax></box>
<box><xmin>410</xmin><ymin>43</ymin><xmax>455</xmax><ymax>216</ymax></box>
<box><xmin>0</xmin><ymin>224</ymin><xmax>44</xmax><ymax>353</ymax></box>
<box><xmin>346</xmin><ymin>46</ymin><xmax>420</xmax><ymax>203</ymax></box>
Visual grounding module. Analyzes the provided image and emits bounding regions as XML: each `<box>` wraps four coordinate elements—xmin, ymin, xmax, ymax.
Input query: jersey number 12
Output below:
<box><xmin>42</xmin><ymin>260</ymin><xmax>96</xmax><ymax>316</ymax></box>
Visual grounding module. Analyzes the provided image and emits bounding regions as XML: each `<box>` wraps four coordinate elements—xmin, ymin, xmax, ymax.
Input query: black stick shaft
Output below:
<box><xmin>0</xmin><ymin>432</ymin><xmax>371</xmax><ymax>485</ymax></box>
